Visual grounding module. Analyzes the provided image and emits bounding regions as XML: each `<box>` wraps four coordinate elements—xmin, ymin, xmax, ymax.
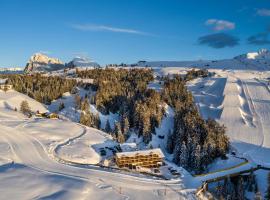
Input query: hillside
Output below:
<box><xmin>135</xmin><ymin>49</ymin><xmax>270</xmax><ymax>72</ymax></box>
<box><xmin>0</xmin><ymin>89</ymin><xmax>47</xmax><ymax>113</ymax></box>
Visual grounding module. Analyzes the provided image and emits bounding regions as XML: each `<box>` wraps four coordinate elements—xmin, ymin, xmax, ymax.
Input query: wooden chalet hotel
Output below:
<box><xmin>115</xmin><ymin>148</ymin><xmax>164</xmax><ymax>170</ymax></box>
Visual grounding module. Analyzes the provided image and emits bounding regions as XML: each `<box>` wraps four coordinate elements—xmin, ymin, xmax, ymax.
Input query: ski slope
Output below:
<box><xmin>187</xmin><ymin>69</ymin><xmax>270</xmax><ymax>167</ymax></box>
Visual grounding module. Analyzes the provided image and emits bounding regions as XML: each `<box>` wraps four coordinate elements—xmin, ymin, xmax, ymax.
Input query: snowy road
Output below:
<box><xmin>0</xmin><ymin>119</ymin><xmax>192</xmax><ymax>199</ymax></box>
<box><xmin>1</xmin><ymin>123</ymin><xmax>181</xmax><ymax>188</ymax></box>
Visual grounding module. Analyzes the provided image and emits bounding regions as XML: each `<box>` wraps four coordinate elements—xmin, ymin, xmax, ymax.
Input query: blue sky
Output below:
<box><xmin>0</xmin><ymin>0</ymin><xmax>270</xmax><ymax>67</ymax></box>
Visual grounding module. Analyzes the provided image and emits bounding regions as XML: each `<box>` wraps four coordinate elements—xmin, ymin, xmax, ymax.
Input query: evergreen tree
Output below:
<box><xmin>166</xmin><ymin>129</ymin><xmax>174</xmax><ymax>154</ymax></box>
<box><xmin>117</xmin><ymin>132</ymin><xmax>125</xmax><ymax>143</ymax></box>
<box><xmin>179</xmin><ymin>142</ymin><xmax>188</xmax><ymax>169</ymax></box>
<box><xmin>194</xmin><ymin>144</ymin><xmax>202</xmax><ymax>172</ymax></box>
<box><xmin>266</xmin><ymin>172</ymin><xmax>270</xmax><ymax>200</ymax></box>
<box><xmin>121</xmin><ymin>115</ymin><xmax>129</xmax><ymax>135</ymax></box>
<box><xmin>173</xmin><ymin>140</ymin><xmax>181</xmax><ymax>164</ymax></box>
<box><xmin>75</xmin><ymin>95</ymin><xmax>81</xmax><ymax>109</ymax></box>
<box><xmin>81</xmin><ymin>98</ymin><xmax>90</xmax><ymax>111</ymax></box>
<box><xmin>20</xmin><ymin>100</ymin><xmax>31</xmax><ymax>115</ymax></box>
<box><xmin>105</xmin><ymin>119</ymin><xmax>112</xmax><ymax>133</ymax></box>
<box><xmin>93</xmin><ymin>113</ymin><xmax>101</xmax><ymax>129</ymax></box>
<box><xmin>80</xmin><ymin>111</ymin><xmax>91</xmax><ymax>126</ymax></box>
<box><xmin>247</xmin><ymin>170</ymin><xmax>256</xmax><ymax>192</ymax></box>
<box><xmin>59</xmin><ymin>102</ymin><xmax>65</xmax><ymax>111</ymax></box>
<box><xmin>237</xmin><ymin>176</ymin><xmax>245</xmax><ymax>200</ymax></box>
<box><xmin>114</xmin><ymin>122</ymin><xmax>122</xmax><ymax>139</ymax></box>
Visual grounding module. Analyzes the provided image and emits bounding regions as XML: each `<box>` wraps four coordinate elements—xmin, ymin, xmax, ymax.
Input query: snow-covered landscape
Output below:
<box><xmin>0</xmin><ymin>48</ymin><xmax>270</xmax><ymax>199</ymax></box>
<box><xmin>1</xmin><ymin>1</ymin><xmax>270</xmax><ymax>199</ymax></box>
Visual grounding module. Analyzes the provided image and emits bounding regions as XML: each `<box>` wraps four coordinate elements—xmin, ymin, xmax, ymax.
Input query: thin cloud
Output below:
<box><xmin>70</xmin><ymin>24</ymin><xmax>154</xmax><ymax>36</ymax></box>
<box><xmin>257</xmin><ymin>8</ymin><xmax>270</xmax><ymax>16</ymax></box>
<box><xmin>198</xmin><ymin>33</ymin><xmax>239</xmax><ymax>48</ymax></box>
<box><xmin>205</xmin><ymin>19</ymin><xmax>235</xmax><ymax>31</ymax></box>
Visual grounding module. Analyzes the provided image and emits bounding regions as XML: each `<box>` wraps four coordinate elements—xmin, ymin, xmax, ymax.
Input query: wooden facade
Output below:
<box><xmin>115</xmin><ymin>149</ymin><xmax>164</xmax><ymax>169</ymax></box>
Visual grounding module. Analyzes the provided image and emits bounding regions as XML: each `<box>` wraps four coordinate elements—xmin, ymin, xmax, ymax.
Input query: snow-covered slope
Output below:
<box><xmin>136</xmin><ymin>49</ymin><xmax>270</xmax><ymax>72</ymax></box>
<box><xmin>187</xmin><ymin>69</ymin><xmax>270</xmax><ymax>167</ymax></box>
<box><xmin>0</xmin><ymin>89</ymin><xmax>47</xmax><ymax>113</ymax></box>
<box><xmin>0</xmin><ymin>90</ymin><xmax>193</xmax><ymax>200</ymax></box>
<box><xmin>66</xmin><ymin>57</ymin><xmax>100</xmax><ymax>69</ymax></box>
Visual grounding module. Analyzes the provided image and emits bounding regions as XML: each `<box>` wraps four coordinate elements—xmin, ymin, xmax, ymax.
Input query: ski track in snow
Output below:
<box><xmin>189</xmin><ymin>70</ymin><xmax>270</xmax><ymax>167</ymax></box>
<box><xmin>0</xmin><ymin>91</ymin><xmax>191</xmax><ymax>199</ymax></box>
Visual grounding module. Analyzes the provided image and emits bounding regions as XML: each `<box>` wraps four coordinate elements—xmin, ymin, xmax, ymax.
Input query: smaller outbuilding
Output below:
<box><xmin>0</xmin><ymin>79</ymin><xmax>12</xmax><ymax>91</ymax></box>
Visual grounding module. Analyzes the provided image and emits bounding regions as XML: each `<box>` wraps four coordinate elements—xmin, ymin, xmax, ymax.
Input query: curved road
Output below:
<box><xmin>0</xmin><ymin>120</ymin><xmax>188</xmax><ymax>197</ymax></box>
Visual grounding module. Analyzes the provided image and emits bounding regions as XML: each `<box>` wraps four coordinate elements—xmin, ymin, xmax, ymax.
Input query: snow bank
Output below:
<box><xmin>0</xmin><ymin>90</ymin><xmax>47</xmax><ymax>113</ymax></box>
<box><xmin>56</xmin><ymin>127</ymin><xmax>116</xmax><ymax>165</ymax></box>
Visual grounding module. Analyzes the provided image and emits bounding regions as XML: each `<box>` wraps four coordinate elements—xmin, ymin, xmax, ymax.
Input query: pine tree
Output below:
<box><xmin>237</xmin><ymin>176</ymin><xmax>245</xmax><ymax>200</ymax></box>
<box><xmin>20</xmin><ymin>100</ymin><xmax>31</xmax><ymax>115</ymax></box>
<box><xmin>173</xmin><ymin>143</ymin><xmax>181</xmax><ymax>165</ymax></box>
<box><xmin>80</xmin><ymin>111</ymin><xmax>91</xmax><ymax>126</ymax></box>
<box><xmin>187</xmin><ymin>136</ymin><xmax>196</xmax><ymax>169</ymax></box>
<box><xmin>194</xmin><ymin>144</ymin><xmax>202</xmax><ymax>172</ymax></box>
<box><xmin>75</xmin><ymin>95</ymin><xmax>81</xmax><ymax>109</ymax></box>
<box><xmin>59</xmin><ymin>102</ymin><xmax>65</xmax><ymax>111</ymax></box>
<box><xmin>121</xmin><ymin>115</ymin><xmax>129</xmax><ymax>135</ymax></box>
<box><xmin>93</xmin><ymin>113</ymin><xmax>100</xmax><ymax>129</ymax></box>
<box><xmin>166</xmin><ymin>129</ymin><xmax>174</xmax><ymax>154</ymax></box>
<box><xmin>247</xmin><ymin>170</ymin><xmax>256</xmax><ymax>192</ymax></box>
<box><xmin>114</xmin><ymin>122</ymin><xmax>122</xmax><ymax>139</ymax></box>
<box><xmin>105</xmin><ymin>119</ymin><xmax>112</xmax><ymax>133</ymax></box>
<box><xmin>179</xmin><ymin>142</ymin><xmax>188</xmax><ymax>169</ymax></box>
<box><xmin>266</xmin><ymin>172</ymin><xmax>270</xmax><ymax>200</ymax></box>
<box><xmin>117</xmin><ymin>132</ymin><xmax>125</xmax><ymax>143</ymax></box>
<box><xmin>81</xmin><ymin>98</ymin><xmax>90</xmax><ymax>111</ymax></box>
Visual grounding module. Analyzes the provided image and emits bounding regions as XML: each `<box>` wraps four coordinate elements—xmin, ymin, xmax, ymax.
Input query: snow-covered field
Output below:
<box><xmin>0</xmin><ymin>90</ymin><xmax>195</xmax><ymax>200</ymax></box>
<box><xmin>1</xmin><ymin>61</ymin><xmax>270</xmax><ymax>199</ymax></box>
<box><xmin>186</xmin><ymin>69</ymin><xmax>270</xmax><ymax>168</ymax></box>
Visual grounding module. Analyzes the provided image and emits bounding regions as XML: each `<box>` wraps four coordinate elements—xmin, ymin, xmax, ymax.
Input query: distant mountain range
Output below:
<box><xmin>135</xmin><ymin>49</ymin><xmax>270</xmax><ymax>71</ymax></box>
<box><xmin>1</xmin><ymin>49</ymin><xmax>270</xmax><ymax>74</ymax></box>
<box><xmin>24</xmin><ymin>53</ymin><xmax>100</xmax><ymax>73</ymax></box>
<box><xmin>0</xmin><ymin>67</ymin><xmax>23</xmax><ymax>74</ymax></box>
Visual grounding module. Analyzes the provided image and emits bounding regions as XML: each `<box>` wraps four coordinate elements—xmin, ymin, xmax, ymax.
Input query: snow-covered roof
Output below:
<box><xmin>120</xmin><ymin>143</ymin><xmax>137</xmax><ymax>152</ymax></box>
<box><xmin>0</xmin><ymin>79</ymin><xmax>7</xmax><ymax>84</ymax></box>
<box><xmin>116</xmin><ymin>148</ymin><xmax>165</xmax><ymax>158</ymax></box>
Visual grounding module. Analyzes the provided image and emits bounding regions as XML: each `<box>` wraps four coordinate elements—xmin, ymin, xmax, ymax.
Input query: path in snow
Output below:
<box><xmin>0</xmin><ymin>115</ymin><xmax>191</xmax><ymax>199</ymax></box>
<box><xmin>241</xmin><ymin>78</ymin><xmax>270</xmax><ymax>165</ymax></box>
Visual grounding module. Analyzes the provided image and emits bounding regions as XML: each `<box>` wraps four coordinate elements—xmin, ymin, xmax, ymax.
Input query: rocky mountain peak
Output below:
<box><xmin>24</xmin><ymin>53</ymin><xmax>64</xmax><ymax>72</ymax></box>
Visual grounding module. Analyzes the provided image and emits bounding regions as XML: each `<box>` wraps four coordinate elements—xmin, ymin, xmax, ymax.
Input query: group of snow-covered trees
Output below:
<box><xmin>212</xmin><ymin>172</ymin><xmax>262</xmax><ymax>200</ymax></box>
<box><xmin>77</xmin><ymin>68</ymin><xmax>164</xmax><ymax>143</ymax></box>
<box><xmin>2</xmin><ymin>68</ymin><xmax>230</xmax><ymax>173</ymax></box>
<box><xmin>2</xmin><ymin>74</ymin><xmax>76</xmax><ymax>105</ymax></box>
<box><xmin>76</xmin><ymin>96</ymin><xmax>100</xmax><ymax>129</ymax></box>
<box><xmin>163</xmin><ymin>76</ymin><xmax>229</xmax><ymax>173</ymax></box>
<box><xmin>77</xmin><ymin>68</ymin><xmax>229</xmax><ymax>173</ymax></box>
